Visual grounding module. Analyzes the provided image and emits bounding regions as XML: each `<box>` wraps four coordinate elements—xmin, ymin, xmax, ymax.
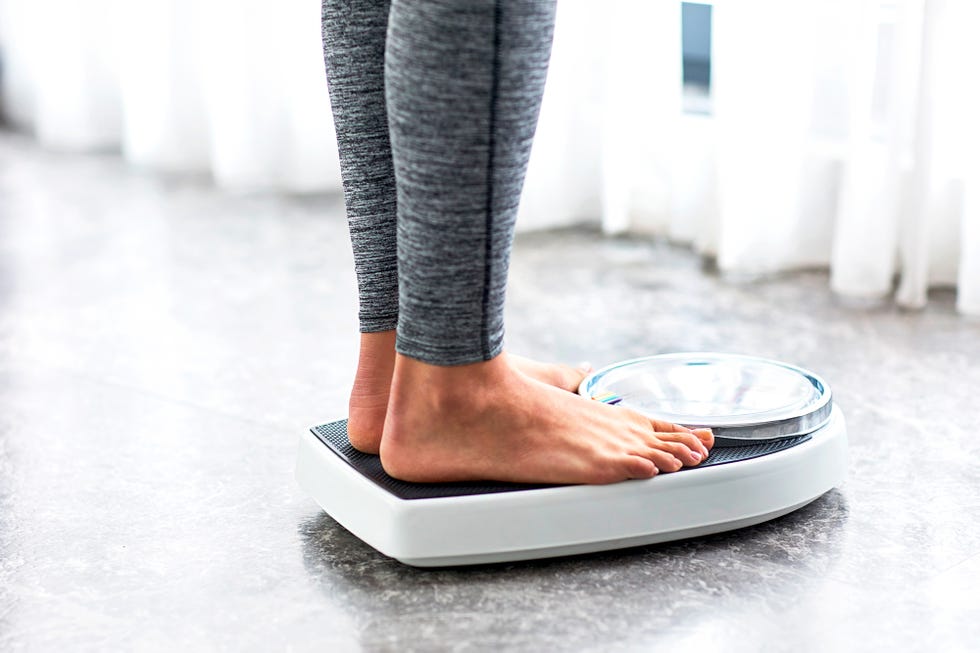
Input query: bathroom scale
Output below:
<box><xmin>296</xmin><ymin>353</ymin><xmax>847</xmax><ymax>567</ymax></box>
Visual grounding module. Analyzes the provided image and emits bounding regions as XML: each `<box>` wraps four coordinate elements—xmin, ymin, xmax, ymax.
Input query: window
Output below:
<box><xmin>682</xmin><ymin>2</ymin><xmax>713</xmax><ymax>115</ymax></box>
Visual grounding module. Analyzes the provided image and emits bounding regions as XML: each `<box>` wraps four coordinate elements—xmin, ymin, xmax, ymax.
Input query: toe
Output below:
<box><xmin>657</xmin><ymin>431</ymin><xmax>710</xmax><ymax>459</ymax></box>
<box><xmin>648</xmin><ymin>418</ymin><xmax>695</xmax><ymax>434</ymax></box>
<box><xmin>694</xmin><ymin>428</ymin><xmax>715</xmax><ymax>450</ymax></box>
<box><xmin>648</xmin><ymin>449</ymin><xmax>684</xmax><ymax>473</ymax></box>
<box><xmin>657</xmin><ymin>440</ymin><xmax>702</xmax><ymax>466</ymax></box>
<box><xmin>625</xmin><ymin>455</ymin><xmax>658</xmax><ymax>479</ymax></box>
<box><xmin>509</xmin><ymin>354</ymin><xmax>589</xmax><ymax>393</ymax></box>
<box><xmin>550</xmin><ymin>362</ymin><xmax>589</xmax><ymax>393</ymax></box>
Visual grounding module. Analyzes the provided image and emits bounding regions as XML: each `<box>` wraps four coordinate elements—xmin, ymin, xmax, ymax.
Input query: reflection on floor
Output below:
<box><xmin>1</xmin><ymin>130</ymin><xmax>978</xmax><ymax>651</ymax></box>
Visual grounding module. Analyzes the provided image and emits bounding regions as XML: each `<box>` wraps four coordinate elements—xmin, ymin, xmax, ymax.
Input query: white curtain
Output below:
<box><xmin>529</xmin><ymin>0</ymin><xmax>980</xmax><ymax>315</ymax></box>
<box><xmin>0</xmin><ymin>0</ymin><xmax>340</xmax><ymax>189</ymax></box>
<box><xmin>1</xmin><ymin>0</ymin><xmax>977</xmax><ymax>314</ymax></box>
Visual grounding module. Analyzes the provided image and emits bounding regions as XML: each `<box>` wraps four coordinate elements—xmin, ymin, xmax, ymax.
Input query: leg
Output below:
<box><xmin>380</xmin><ymin>0</ymin><xmax>713</xmax><ymax>483</ymax></box>
<box><xmin>387</xmin><ymin>0</ymin><xmax>547</xmax><ymax>365</ymax></box>
<box><xmin>322</xmin><ymin>0</ymin><xmax>398</xmax><ymax>452</ymax></box>
<box><xmin>322</xmin><ymin>0</ymin><xmax>398</xmax><ymax>334</ymax></box>
<box><xmin>323</xmin><ymin>0</ymin><xmax>600</xmax><ymax>452</ymax></box>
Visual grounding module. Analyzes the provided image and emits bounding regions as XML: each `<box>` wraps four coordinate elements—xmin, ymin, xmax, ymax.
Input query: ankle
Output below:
<box><xmin>352</xmin><ymin>330</ymin><xmax>395</xmax><ymax>383</ymax></box>
<box><xmin>356</xmin><ymin>331</ymin><xmax>396</xmax><ymax>366</ymax></box>
<box><xmin>390</xmin><ymin>353</ymin><xmax>510</xmax><ymax>407</ymax></box>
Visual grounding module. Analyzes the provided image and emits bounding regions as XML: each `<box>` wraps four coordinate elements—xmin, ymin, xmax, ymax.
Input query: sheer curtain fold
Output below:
<box><xmin>0</xmin><ymin>0</ymin><xmax>339</xmax><ymax>188</ymax></box>
<box><xmin>587</xmin><ymin>0</ymin><xmax>978</xmax><ymax>315</ymax></box>
<box><xmin>0</xmin><ymin>0</ymin><xmax>976</xmax><ymax>313</ymax></box>
<box><xmin>712</xmin><ymin>0</ymin><xmax>838</xmax><ymax>274</ymax></box>
<box><xmin>114</xmin><ymin>0</ymin><xmax>211</xmax><ymax>170</ymax></box>
<box><xmin>0</xmin><ymin>0</ymin><xmax>121</xmax><ymax>149</ymax></box>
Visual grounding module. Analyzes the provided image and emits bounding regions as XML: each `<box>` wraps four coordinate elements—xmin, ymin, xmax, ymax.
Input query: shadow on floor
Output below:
<box><xmin>298</xmin><ymin>489</ymin><xmax>849</xmax><ymax>649</ymax></box>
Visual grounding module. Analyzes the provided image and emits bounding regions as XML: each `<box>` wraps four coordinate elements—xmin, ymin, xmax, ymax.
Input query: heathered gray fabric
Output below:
<box><xmin>322</xmin><ymin>0</ymin><xmax>399</xmax><ymax>333</ymax></box>
<box><xmin>323</xmin><ymin>0</ymin><xmax>556</xmax><ymax>365</ymax></box>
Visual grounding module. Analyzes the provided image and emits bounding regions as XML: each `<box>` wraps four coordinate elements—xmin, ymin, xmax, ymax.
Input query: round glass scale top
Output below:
<box><xmin>579</xmin><ymin>353</ymin><xmax>833</xmax><ymax>440</ymax></box>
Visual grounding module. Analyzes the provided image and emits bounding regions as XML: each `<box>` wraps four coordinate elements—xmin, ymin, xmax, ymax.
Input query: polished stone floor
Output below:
<box><xmin>1</xmin><ymin>130</ymin><xmax>978</xmax><ymax>652</ymax></box>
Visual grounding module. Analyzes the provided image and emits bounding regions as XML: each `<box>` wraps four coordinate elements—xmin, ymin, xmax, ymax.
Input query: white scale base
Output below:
<box><xmin>296</xmin><ymin>407</ymin><xmax>847</xmax><ymax>567</ymax></box>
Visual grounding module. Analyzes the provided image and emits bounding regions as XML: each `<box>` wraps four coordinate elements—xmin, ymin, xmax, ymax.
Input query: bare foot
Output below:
<box><xmin>347</xmin><ymin>331</ymin><xmax>594</xmax><ymax>454</ymax></box>
<box><xmin>507</xmin><ymin>353</ymin><xmax>592</xmax><ymax>392</ymax></box>
<box><xmin>380</xmin><ymin>354</ymin><xmax>714</xmax><ymax>485</ymax></box>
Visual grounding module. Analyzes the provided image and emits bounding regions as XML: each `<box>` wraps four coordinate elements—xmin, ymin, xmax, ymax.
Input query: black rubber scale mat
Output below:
<box><xmin>310</xmin><ymin>420</ymin><xmax>811</xmax><ymax>500</ymax></box>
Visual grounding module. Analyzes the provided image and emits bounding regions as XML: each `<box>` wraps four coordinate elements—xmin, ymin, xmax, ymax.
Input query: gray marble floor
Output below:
<box><xmin>1</xmin><ymin>130</ymin><xmax>978</xmax><ymax>652</ymax></box>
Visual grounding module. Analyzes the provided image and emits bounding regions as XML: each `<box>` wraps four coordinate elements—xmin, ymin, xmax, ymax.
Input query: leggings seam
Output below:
<box><xmin>480</xmin><ymin>0</ymin><xmax>503</xmax><ymax>360</ymax></box>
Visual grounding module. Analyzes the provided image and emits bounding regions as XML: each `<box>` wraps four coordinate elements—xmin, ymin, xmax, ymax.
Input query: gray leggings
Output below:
<box><xmin>322</xmin><ymin>0</ymin><xmax>556</xmax><ymax>365</ymax></box>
